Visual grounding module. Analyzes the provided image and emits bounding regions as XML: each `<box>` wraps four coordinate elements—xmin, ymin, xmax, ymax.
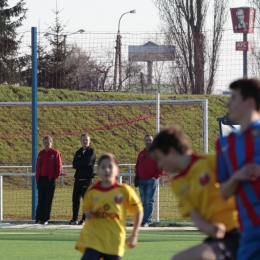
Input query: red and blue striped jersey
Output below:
<box><xmin>216</xmin><ymin>121</ymin><xmax>260</xmax><ymax>232</ymax></box>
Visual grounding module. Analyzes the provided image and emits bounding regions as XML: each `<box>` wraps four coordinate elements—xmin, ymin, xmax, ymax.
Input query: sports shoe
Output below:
<box><xmin>78</xmin><ymin>220</ymin><xmax>85</xmax><ymax>225</ymax></box>
<box><xmin>68</xmin><ymin>219</ymin><xmax>78</xmax><ymax>225</ymax></box>
<box><xmin>141</xmin><ymin>223</ymin><xmax>149</xmax><ymax>227</ymax></box>
<box><xmin>35</xmin><ymin>220</ymin><xmax>41</xmax><ymax>224</ymax></box>
<box><xmin>39</xmin><ymin>221</ymin><xmax>48</xmax><ymax>225</ymax></box>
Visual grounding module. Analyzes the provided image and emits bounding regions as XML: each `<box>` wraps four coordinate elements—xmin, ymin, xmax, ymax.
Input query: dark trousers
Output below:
<box><xmin>72</xmin><ymin>178</ymin><xmax>91</xmax><ymax>221</ymax></box>
<box><xmin>81</xmin><ymin>248</ymin><xmax>121</xmax><ymax>260</ymax></box>
<box><xmin>36</xmin><ymin>176</ymin><xmax>56</xmax><ymax>222</ymax></box>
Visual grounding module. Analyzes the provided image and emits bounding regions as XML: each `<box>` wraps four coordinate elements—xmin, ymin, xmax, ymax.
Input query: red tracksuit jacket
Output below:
<box><xmin>36</xmin><ymin>148</ymin><xmax>62</xmax><ymax>182</ymax></box>
<box><xmin>135</xmin><ymin>148</ymin><xmax>163</xmax><ymax>180</ymax></box>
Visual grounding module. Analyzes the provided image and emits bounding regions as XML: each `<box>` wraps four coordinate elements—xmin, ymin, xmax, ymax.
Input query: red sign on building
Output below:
<box><xmin>235</xmin><ymin>41</ymin><xmax>252</xmax><ymax>51</ymax></box>
<box><xmin>230</xmin><ymin>7</ymin><xmax>256</xmax><ymax>33</ymax></box>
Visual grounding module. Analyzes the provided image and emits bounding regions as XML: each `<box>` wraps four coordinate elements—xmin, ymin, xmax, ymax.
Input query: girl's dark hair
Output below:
<box><xmin>97</xmin><ymin>153</ymin><xmax>119</xmax><ymax>167</ymax></box>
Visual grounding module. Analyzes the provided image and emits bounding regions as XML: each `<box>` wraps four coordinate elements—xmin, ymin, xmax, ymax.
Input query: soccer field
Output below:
<box><xmin>0</xmin><ymin>227</ymin><xmax>204</xmax><ymax>260</ymax></box>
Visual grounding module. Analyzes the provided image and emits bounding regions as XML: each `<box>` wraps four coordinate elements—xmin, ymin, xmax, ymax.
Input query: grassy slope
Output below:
<box><xmin>0</xmin><ymin>85</ymin><xmax>228</xmax><ymax>166</ymax></box>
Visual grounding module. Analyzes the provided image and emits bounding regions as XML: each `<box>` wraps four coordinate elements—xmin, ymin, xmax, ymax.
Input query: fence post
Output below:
<box><xmin>26</xmin><ymin>167</ymin><xmax>29</xmax><ymax>188</ymax></box>
<box><xmin>128</xmin><ymin>165</ymin><xmax>132</xmax><ymax>185</ymax></box>
<box><xmin>202</xmin><ymin>99</ymin><xmax>208</xmax><ymax>153</ymax></box>
<box><xmin>0</xmin><ymin>176</ymin><xmax>2</xmax><ymax>221</ymax></box>
<box><xmin>61</xmin><ymin>166</ymin><xmax>64</xmax><ymax>186</ymax></box>
<box><xmin>31</xmin><ymin>27</ymin><xmax>38</xmax><ymax>220</ymax></box>
<box><xmin>155</xmin><ymin>92</ymin><xmax>160</xmax><ymax>222</ymax></box>
<box><xmin>118</xmin><ymin>175</ymin><xmax>122</xmax><ymax>184</ymax></box>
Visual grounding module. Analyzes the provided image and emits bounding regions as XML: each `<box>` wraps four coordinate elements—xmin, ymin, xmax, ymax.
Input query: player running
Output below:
<box><xmin>149</xmin><ymin>126</ymin><xmax>239</xmax><ymax>260</ymax></box>
<box><xmin>75</xmin><ymin>153</ymin><xmax>143</xmax><ymax>260</ymax></box>
<box><xmin>216</xmin><ymin>78</ymin><xmax>260</xmax><ymax>260</ymax></box>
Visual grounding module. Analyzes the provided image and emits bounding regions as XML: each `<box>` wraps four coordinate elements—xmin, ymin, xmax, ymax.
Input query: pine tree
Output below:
<box><xmin>0</xmin><ymin>0</ymin><xmax>27</xmax><ymax>84</ymax></box>
<box><xmin>38</xmin><ymin>8</ymin><xmax>78</xmax><ymax>89</ymax></box>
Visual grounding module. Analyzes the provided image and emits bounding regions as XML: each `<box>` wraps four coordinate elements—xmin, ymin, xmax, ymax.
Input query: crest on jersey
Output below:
<box><xmin>199</xmin><ymin>173</ymin><xmax>210</xmax><ymax>186</ymax></box>
<box><xmin>114</xmin><ymin>194</ymin><xmax>123</xmax><ymax>204</ymax></box>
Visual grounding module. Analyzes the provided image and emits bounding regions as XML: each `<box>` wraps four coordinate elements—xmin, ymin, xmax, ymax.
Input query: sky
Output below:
<box><xmin>10</xmin><ymin>0</ymin><xmax>161</xmax><ymax>33</ymax></box>
<box><xmin>10</xmin><ymin>0</ymin><xmax>248</xmax><ymax>33</ymax></box>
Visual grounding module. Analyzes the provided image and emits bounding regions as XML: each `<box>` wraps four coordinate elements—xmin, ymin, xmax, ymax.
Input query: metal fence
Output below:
<box><xmin>0</xmin><ymin>164</ymin><xmax>183</xmax><ymax>223</ymax></box>
<box><xmin>2</xmin><ymin>29</ymin><xmax>260</xmax><ymax>94</ymax></box>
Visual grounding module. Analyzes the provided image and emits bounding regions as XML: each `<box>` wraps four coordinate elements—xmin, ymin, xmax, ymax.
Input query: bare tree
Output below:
<box><xmin>65</xmin><ymin>44</ymin><xmax>114</xmax><ymax>91</ymax></box>
<box><xmin>247</xmin><ymin>0</ymin><xmax>260</xmax><ymax>78</ymax></box>
<box><xmin>154</xmin><ymin>0</ymin><xmax>229</xmax><ymax>94</ymax></box>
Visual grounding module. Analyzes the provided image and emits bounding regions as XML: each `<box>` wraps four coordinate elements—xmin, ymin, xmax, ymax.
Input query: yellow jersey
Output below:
<box><xmin>171</xmin><ymin>153</ymin><xmax>238</xmax><ymax>232</ymax></box>
<box><xmin>75</xmin><ymin>181</ymin><xmax>143</xmax><ymax>257</ymax></box>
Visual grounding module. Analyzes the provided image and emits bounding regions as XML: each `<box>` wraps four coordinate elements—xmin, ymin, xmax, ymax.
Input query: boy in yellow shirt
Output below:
<box><xmin>75</xmin><ymin>153</ymin><xmax>143</xmax><ymax>260</ymax></box>
<box><xmin>149</xmin><ymin>126</ymin><xmax>239</xmax><ymax>260</ymax></box>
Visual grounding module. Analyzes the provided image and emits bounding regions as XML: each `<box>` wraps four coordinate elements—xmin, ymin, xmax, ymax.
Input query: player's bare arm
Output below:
<box><xmin>126</xmin><ymin>211</ymin><xmax>143</xmax><ymax>248</ymax></box>
<box><xmin>190</xmin><ymin>210</ymin><xmax>225</xmax><ymax>239</ymax></box>
<box><xmin>220</xmin><ymin>164</ymin><xmax>260</xmax><ymax>200</ymax></box>
<box><xmin>85</xmin><ymin>209</ymin><xmax>94</xmax><ymax>219</ymax></box>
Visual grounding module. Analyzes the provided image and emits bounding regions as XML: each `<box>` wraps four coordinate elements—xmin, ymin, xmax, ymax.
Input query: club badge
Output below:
<box><xmin>114</xmin><ymin>194</ymin><xmax>123</xmax><ymax>204</ymax></box>
<box><xmin>199</xmin><ymin>173</ymin><xmax>210</xmax><ymax>186</ymax></box>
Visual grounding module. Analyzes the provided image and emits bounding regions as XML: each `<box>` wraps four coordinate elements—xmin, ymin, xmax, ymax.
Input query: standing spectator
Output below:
<box><xmin>35</xmin><ymin>135</ymin><xmax>62</xmax><ymax>225</ymax></box>
<box><xmin>135</xmin><ymin>134</ymin><xmax>163</xmax><ymax>227</ymax></box>
<box><xmin>69</xmin><ymin>133</ymin><xmax>96</xmax><ymax>225</ymax></box>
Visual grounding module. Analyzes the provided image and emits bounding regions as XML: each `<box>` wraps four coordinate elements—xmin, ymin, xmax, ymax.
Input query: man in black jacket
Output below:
<box><xmin>68</xmin><ymin>133</ymin><xmax>96</xmax><ymax>225</ymax></box>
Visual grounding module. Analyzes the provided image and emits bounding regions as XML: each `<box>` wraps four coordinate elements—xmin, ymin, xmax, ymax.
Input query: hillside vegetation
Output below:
<box><xmin>0</xmin><ymin>85</ymin><xmax>228</xmax><ymax>166</ymax></box>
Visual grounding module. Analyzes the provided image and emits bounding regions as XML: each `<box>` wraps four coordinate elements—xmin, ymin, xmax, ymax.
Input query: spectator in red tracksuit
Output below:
<box><xmin>135</xmin><ymin>134</ymin><xmax>163</xmax><ymax>227</ymax></box>
<box><xmin>35</xmin><ymin>135</ymin><xmax>62</xmax><ymax>225</ymax></box>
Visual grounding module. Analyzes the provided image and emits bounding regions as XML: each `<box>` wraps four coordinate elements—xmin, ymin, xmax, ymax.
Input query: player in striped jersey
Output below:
<box><xmin>75</xmin><ymin>153</ymin><xmax>143</xmax><ymax>260</ymax></box>
<box><xmin>216</xmin><ymin>78</ymin><xmax>260</xmax><ymax>260</ymax></box>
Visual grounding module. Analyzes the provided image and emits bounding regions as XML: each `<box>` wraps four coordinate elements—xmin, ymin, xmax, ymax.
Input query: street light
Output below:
<box><xmin>118</xmin><ymin>10</ymin><xmax>136</xmax><ymax>33</ymax></box>
<box><xmin>113</xmin><ymin>10</ymin><xmax>136</xmax><ymax>90</ymax></box>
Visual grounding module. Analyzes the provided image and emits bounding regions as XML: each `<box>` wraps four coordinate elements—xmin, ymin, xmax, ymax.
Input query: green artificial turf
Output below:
<box><xmin>0</xmin><ymin>229</ymin><xmax>205</xmax><ymax>260</ymax></box>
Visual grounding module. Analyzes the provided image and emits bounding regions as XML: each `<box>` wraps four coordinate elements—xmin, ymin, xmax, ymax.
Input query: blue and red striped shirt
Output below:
<box><xmin>216</xmin><ymin>120</ymin><xmax>260</xmax><ymax>232</ymax></box>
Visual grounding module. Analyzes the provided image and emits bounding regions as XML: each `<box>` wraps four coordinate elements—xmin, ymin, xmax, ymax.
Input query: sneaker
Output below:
<box><xmin>78</xmin><ymin>220</ymin><xmax>85</xmax><ymax>225</ymax></box>
<box><xmin>35</xmin><ymin>220</ymin><xmax>41</xmax><ymax>224</ymax></box>
<box><xmin>39</xmin><ymin>221</ymin><xmax>48</xmax><ymax>225</ymax></box>
<box><xmin>141</xmin><ymin>223</ymin><xmax>149</xmax><ymax>227</ymax></box>
<box><xmin>68</xmin><ymin>219</ymin><xmax>78</xmax><ymax>225</ymax></box>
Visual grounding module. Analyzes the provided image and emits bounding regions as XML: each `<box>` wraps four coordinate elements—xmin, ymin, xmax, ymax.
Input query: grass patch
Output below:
<box><xmin>0</xmin><ymin>228</ymin><xmax>204</xmax><ymax>260</ymax></box>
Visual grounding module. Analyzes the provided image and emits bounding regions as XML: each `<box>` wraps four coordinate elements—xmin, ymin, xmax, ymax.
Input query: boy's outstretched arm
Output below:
<box><xmin>126</xmin><ymin>211</ymin><xmax>143</xmax><ymax>248</ymax></box>
<box><xmin>220</xmin><ymin>164</ymin><xmax>260</xmax><ymax>200</ymax></box>
<box><xmin>190</xmin><ymin>209</ymin><xmax>226</xmax><ymax>239</ymax></box>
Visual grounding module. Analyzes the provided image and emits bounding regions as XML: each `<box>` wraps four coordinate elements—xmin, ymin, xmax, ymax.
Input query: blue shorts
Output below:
<box><xmin>81</xmin><ymin>248</ymin><xmax>122</xmax><ymax>260</ymax></box>
<box><xmin>238</xmin><ymin>228</ymin><xmax>260</xmax><ymax>260</ymax></box>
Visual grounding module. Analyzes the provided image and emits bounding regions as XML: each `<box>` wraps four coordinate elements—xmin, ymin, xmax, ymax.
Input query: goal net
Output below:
<box><xmin>0</xmin><ymin>99</ymin><xmax>208</xmax><ymax>223</ymax></box>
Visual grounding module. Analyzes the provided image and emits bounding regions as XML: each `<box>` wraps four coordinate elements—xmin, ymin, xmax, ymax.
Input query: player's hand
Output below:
<box><xmin>234</xmin><ymin>164</ymin><xmax>260</xmax><ymax>181</ymax></box>
<box><xmin>85</xmin><ymin>210</ymin><xmax>94</xmax><ymax>219</ymax></box>
<box><xmin>126</xmin><ymin>234</ymin><xmax>138</xmax><ymax>248</ymax></box>
<box><xmin>207</xmin><ymin>223</ymin><xmax>226</xmax><ymax>239</ymax></box>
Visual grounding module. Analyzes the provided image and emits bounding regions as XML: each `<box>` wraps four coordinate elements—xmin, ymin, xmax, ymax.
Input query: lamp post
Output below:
<box><xmin>113</xmin><ymin>10</ymin><xmax>136</xmax><ymax>90</ymax></box>
<box><xmin>44</xmin><ymin>29</ymin><xmax>85</xmax><ymax>88</ymax></box>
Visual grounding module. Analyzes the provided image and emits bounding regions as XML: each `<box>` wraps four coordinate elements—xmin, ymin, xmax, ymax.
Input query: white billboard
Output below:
<box><xmin>129</xmin><ymin>41</ymin><xmax>175</xmax><ymax>62</ymax></box>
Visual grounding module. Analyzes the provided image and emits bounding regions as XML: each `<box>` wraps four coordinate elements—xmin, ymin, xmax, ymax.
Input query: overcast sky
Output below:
<box><xmin>9</xmin><ymin>0</ymin><xmax>248</xmax><ymax>33</ymax></box>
